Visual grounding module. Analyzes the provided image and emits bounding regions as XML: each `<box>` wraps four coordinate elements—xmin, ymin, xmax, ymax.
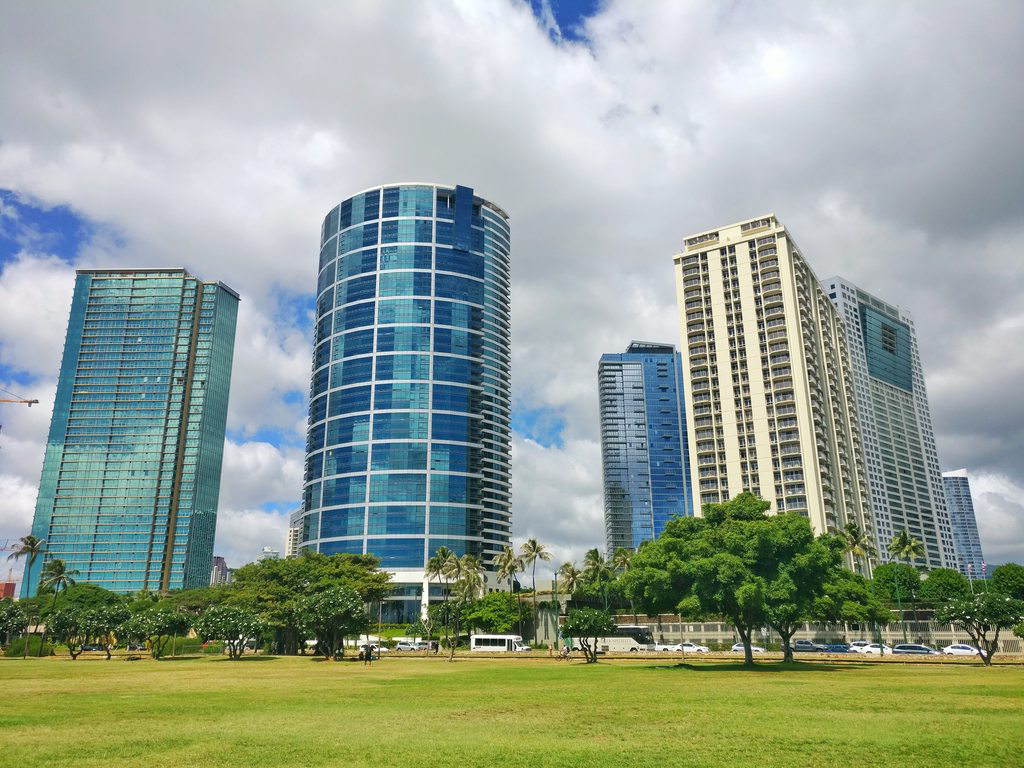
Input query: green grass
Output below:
<box><xmin>1</xmin><ymin>655</ymin><xmax>1021</xmax><ymax>767</ymax></box>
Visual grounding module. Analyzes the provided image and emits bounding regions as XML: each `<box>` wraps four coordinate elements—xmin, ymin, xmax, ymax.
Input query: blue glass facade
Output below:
<box><xmin>301</xmin><ymin>184</ymin><xmax>511</xmax><ymax>612</ymax></box>
<box><xmin>24</xmin><ymin>269</ymin><xmax>238</xmax><ymax>595</ymax></box>
<box><xmin>598</xmin><ymin>342</ymin><xmax>693</xmax><ymax>552</ymax></box>
<box><xmin>942</xmin><ymin>471</ymin><xmax>986</xmax><ymax>580</ymax></box>
<box><xmin>859</xmin><ymin>304</ymin><xmax>913</xmax><ymax>391</ymax></box>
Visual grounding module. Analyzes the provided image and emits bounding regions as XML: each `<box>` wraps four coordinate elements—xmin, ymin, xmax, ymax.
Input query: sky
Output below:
<box><xmin>1</xmin><ymin>0</ymin><xmax>1022</xmax><ymax>586</ymax></box>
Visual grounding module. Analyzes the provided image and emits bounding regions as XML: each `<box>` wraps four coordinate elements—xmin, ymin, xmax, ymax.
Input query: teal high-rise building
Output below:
<box><xmin>23</xmin><ymin>269</ymin><xmax>239</xmax><ymax>596</ymax></box>
<box><xmin>300</xmin><ymin>183</ymin><xmax>512</xmax><ymax>622</ymax></box>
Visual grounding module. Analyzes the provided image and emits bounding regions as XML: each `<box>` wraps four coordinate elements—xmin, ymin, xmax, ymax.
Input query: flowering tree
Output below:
<box><xmin>119</xmin><ymin>607</ymin><xmax>193</xmax><ymax>659</ymax></box>
<box><xmin>936</xmin><ymin>592</ymin><xmax>1024</xmax><ymax>666</ymax></box>
<box><xmin>194</xmin><ymin>605</ymin><xmax>264</xmax><ymax>660</ymax></box>
<box><xmin>48</xmin><ymin>607</ymin><xmax>88</xmax><ymax>660</ymax></box>
<box><xmin>298</xmin><ymin>586</ymin><xmax>368</xmax><ymax>661</ymax></box>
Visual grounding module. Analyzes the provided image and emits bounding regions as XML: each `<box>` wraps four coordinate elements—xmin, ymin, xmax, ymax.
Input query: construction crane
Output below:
<box><xmin>0</xmin><ymin>388</ymin><xmax>40</xmax><ymax>449</ymax></box>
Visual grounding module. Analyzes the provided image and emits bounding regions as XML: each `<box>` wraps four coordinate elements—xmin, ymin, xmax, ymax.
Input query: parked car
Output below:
<box><xmin>892</xmin><ymin>644</ymin><xmax>940</xmax><ymax>655</ymax></box>
<box><xmin>674</xmin><ymin>642</ymin><xmax>710</xmax><ymax>653</ymax></box>
<box><xmin>858</xmin><ymin>643</ymin><xmax>892</xmax><ymax>655</ymax></box>
<box><xmin>412</xmin><ymin>641</ymin><xmax>431</xmax><ymax>651</ymax></box>
<box><xmin>394</xmin><ymin>641</ymin><xmax>416</xmax><ymax>651</ymax></box>
<box><xmin>792</xmin><ymin>639</ymin><xmax>827</xmax><ymax>652</ymax></box>
<box><xmin>942</xmin><ymin>644</ymin><xmax>981</xmax><ymax>656</ymax></box>
<box><xmin>823</xmin><ymin>643</ymin><xmax>851</xmax><ymax>653</ymax></box>
<box><xmin>126</xmin><ymin>642</ymin><xmax>147</xmax><ymax>651</ymax></box>
<box><xmin>81</xmin><ymin>643</ymin><xmax>107</xmax><ymax>652</ymax></box>
<box><xmin>731</xmin><ymin>643</ymin><xmax>765</xmax><ymax>653</ymax></box>
<box><xmin>653</xmin><ymin>642</ymin><xmax>677</xmax><ymax>652</ymax></box>
<box><xmin>848</xmin><ymin>641</ymin><xmax>870</xmax><ymax>652</ymax></box>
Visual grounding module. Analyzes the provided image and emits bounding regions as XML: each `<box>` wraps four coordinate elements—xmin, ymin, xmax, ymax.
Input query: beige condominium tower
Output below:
<box><xmin>673</xmin><ymin>215</ymin><xmax>874</xmax><ymax>568</ymax></box>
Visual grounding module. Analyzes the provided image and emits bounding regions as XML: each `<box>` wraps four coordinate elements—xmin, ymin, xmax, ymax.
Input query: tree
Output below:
<box><xmin>520</xmin><ymin>539</ymin><xmax>551</xmax><ymax>647</ymax></box>
<box><xmin>558</xmin><ymin>562</ymin><xmax>583</xmax><ymax>598</ymax></box>
<box><xmin>583</xmin><ymin>548</ymin><xmax>613</xmax><ymax>611</ymax></box>
<box><xmin>872</xmin><ymin>562</ymin><xmax>920</xmax><ymax>641</ymax></box>
<box><xmin>39</xmin><ymin>559</ymin><xmax>79</xmax><ymax>607</ymax></box>
<box><xmin>8</xmin><ymin>536</ymin><xmax>46</xmax><ymax>605</ymax></box>
<box><xmin>464</xmin><ymin>592</ymin><xmax>526</xmax><ymax>634</ymax></box>
<box><xmin>427</xmin><ymin>546</ymin><xmax>455</xmax><ymax>649</ymax></box>
<box><xmin>48</xmin><ymin>607</ymin><xmax>88</xmax><ymax>659</ymax></box>
<box><xmin>0</xmin><ymin>600</ymin><xmax>28</xmax><ymax>647</ymax></box>
<box><xmin>493</xmin><ymin>545</ymin><xmax>524</xmax><ymax>636</ymax></box>
<box><xmin>81</xmin><ymin>604</ymin><xmax>130</xmax><ymax>659</ymax></box>
<box><xmin>843</xmin><ymin>522</ymin><xmax>876</xmax><ymax>575</ymax></box>
<box><xmin>936</xmin><ymin>592</ymin><xmax>1024</xmax><ymax>666</ymax></box>
<box><xmin>194</xmin><ymin>605</ymin><xmax>264</xmax><ymax>660</ymax></box>
<box><xmin>763</xmin><ymin>526</ymin><xmax>844</xmax><ymax>662</ymax></box>
<box><xmin>562</xmin><ymin>608</ymin><xmax>615</xmax><ymax>663</ymax></box>
<box><xmin>444</xmin><ymin>554</ymin><xmax>484</xmax><ymax>660</ymax></box>
<box><xmin>119</xmin><ymin>606</ymin><xmax>193</xmax><ymax>659</ymax></box>
<box><xmin>624</xmin><ymin>493</ymin><xmax>803</xmax><ymax>666</ymax></box>
<box><xmin>888</xmin><ymin>529</ymin><xmax>925</xmax><ymax>566</ymax></box>
<box><xmin>813</xmin><ymin>569</ymin><xmax>893</xmax><ymax>631</ymax></box>
<box><xmin>48</xmin><ymin>583</ymin><xmax>126</xmax><ymax>616</ymax></box>
<box><xmin>298</xmin><ymin>586</ymin><xmax>368</xmax><ymax>661</ymax></box>
<box><xmin>920</xmin><ymin>568</ymin><xmax>971</xmax><ymax>605</ymax></box>
<box><xmin>990</xmin><ymin>563</ymin><xmax>1024</xmax><ymax>600</ymax></box>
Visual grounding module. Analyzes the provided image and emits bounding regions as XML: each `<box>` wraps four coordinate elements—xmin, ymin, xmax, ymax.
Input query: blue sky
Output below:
<box><xmin>1</xmin><ymin>0</ymin><xmax>1023</xmax><ymax>575</ymax></box>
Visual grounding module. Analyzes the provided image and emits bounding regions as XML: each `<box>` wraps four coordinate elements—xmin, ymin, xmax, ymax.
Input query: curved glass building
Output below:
<box><xmin>300</xmin><ymin>183</ymin><xmax>511</xmax><ymax>621</ymax></box>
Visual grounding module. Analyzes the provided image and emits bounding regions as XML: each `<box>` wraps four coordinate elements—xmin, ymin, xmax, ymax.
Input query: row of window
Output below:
<box><xmin>308</xmin><ymin>412</ymin><xmax>481</xmax><ymax>451</ymax></box>
<box><xmin>319</xmin><ymin>473</ymin><xmax>482</xmax><ymax>505</ymax></box>
<box><xmin>309</xmin><ymin>441</ymin><xmax>477</xmax><ymax>480</ymax></box>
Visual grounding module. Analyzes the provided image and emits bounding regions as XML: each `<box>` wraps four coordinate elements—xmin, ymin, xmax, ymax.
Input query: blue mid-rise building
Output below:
<box><xmin>299</xmin><ymin>183</ymin><xmax>511</xmax><ymax>621</ymax></box>
<box><xmin>24</xmin><ymin>269</ymin><xmax>238</xmax><ymax>595</ymax></box>
<box><xmin>942</xmin><ymin>469</ymin><xmax>986</xmax><ymax>580</ymax></box>
<box><xmin>598</xmin><ymin>342</ymin><xmax>693</xmax><ymax>552</ymax></box>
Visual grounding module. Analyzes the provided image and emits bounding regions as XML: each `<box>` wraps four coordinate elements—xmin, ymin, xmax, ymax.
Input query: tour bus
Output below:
<box><xmin>568</xmin><ymin>624</ymin><xmax>656</xmax><ymax>653</ymax></box>
<box><xmin>470</xmin><ymin>634</ymin><xmax>531</xmax><ymax>652</ymax></box>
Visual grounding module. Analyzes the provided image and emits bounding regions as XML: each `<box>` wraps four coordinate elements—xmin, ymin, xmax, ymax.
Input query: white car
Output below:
<box><xmin>942</xmin><ymin>644</ymin><xmax>980</xmax><ymax>656</ymax></box>
<box><xmin>849</xmin><ymin>641</ymin><xmax>870</xmax><ymax>652</ymax></box>
<box><xmin>674</xmin><ymin>642</ymin><xmax>710</xmax><ymax>653</ymax></box>
<box><xmin>731</xmin><ymin>643</ymin><xmax>765</xmax><ymax>653</ymax></box>
<box><xmin>394</xmin><ymin>642</ymin><xmax>416</xmax><ymax>652</ymax></box>
<box><xmin>859</xmin><ymin>643</ymin><xmax>892</xmax><ymax>655</ymax></box>
<box><xmin>653</xmin><ymin>643</ymin><xmax>678</xmax><ymax>652</ymax></box>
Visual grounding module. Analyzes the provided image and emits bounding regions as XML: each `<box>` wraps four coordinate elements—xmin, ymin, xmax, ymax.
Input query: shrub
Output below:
<box><xmin>4</xmin><ymin>636</ymin><xmax>55</xmax><ymax>657</ymax></box>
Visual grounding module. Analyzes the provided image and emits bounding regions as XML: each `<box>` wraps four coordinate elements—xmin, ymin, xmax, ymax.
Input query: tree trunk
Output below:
<box><xmin>780</xmin><ymin>628</ymin><xmax>794</xmax><ymax>663</ymax></box>
<box><xmin>737</xmin><ymin>625</ymin><xmax>753</xmax><ymax>666</ymax></box>
<box><xmin>532</xmin><ymin>562</ymin><xmax>538</xmax><ymax>647</ymax></box>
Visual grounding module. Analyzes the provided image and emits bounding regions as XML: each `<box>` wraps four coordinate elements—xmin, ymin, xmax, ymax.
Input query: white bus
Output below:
<box><xmin>470</xmin><ymin>634</ymin><xmax>531</xmax><ymax>652</ymax></box>
<box><xmin>569</xmin><ymin>625</ymin><xmax>656</xmax><ymax>653</ymax></box>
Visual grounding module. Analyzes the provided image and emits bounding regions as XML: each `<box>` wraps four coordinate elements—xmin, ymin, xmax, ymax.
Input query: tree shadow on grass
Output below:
<box><xmin>651</xmin><ymin>661</ymin><xmax>869</xmax><ymax>673</ymax></box>
<box><xmin>210</xmin><ymin>655</ymin><xmax>280</xmax><ymax>662</ymax></box>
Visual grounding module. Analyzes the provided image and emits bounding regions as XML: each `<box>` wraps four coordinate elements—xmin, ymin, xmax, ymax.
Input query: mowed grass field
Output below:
<box><xmin>1</xmin><ymin>655</ymin><xmax>1021</xmax><ymax>768</ymax></box>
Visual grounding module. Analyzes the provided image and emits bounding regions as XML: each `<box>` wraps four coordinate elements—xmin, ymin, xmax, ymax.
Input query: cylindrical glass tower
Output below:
<box><xmin>301</xmin><ymin>183</ymin><xmax>511</xmax><ymax>621</ymax></box>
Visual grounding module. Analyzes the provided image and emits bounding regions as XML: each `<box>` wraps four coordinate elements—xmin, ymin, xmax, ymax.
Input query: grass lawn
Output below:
<box><xmin>1</xmin><ymin>655</ymin><xmax>1021</xmax><ymax>767</ymax></box>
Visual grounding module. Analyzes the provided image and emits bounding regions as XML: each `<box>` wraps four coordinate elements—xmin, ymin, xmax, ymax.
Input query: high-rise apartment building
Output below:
<box><xmin>299</xmin><ymin>183</ymin><xmax>511</xmax><ymax>621</ymax></box>
<box><xmin>598</xmin><ymin>342</ymin><xmax>693</xmax><ymax>552</ymax></box>
<box><xmin>824</xmin><ymin>277</ymin><xmax>957</xmax><ymax>570</ymax></box>
<box><xmin>24</xmin><ymin>269</ymin><xmax>238</xmax><ymax>596</ymax></box>
<box><xmin>942</xmin><ymin>469</ymin><xmax>984</xmax><ymax>579</ymax></box>
<box><xmin>210</xmin><ymin>555</ymin><xmax>230</xmax><ymax>586</ymax></box>
<box><xmin>285</xmin><ymin>507</ymin><xmax>302</xmax><ymax>558</ymax></box>
<box><xmin>673</xmin><ymin>216</ymin><xmax>872</xmax><ymax>562</ymax></box>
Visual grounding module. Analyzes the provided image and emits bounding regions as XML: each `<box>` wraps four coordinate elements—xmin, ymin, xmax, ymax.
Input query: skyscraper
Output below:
<box><xmin>598</xmin><ymin>342</ymin><xmax>693</xmax><ymax>552</ymax></box>
<box><xmin>210</xmin><ymin>555</ymin><xmax>230</xmax><ymax>586</ymax></box>
<box><xmin>25</xmin><ymin>269</ymin><xmax>238</xmax><ymax>596</ymax></box>
<box><xmin>942</xmin><ymin>469</ymin><xmax>985</xmax><ymax>580</ymax></box>
<box><xmin>673</xmin><ymin>216</ymin><xmax>873</xmax><ymax>563</ymax></box>
<box><xmin>300</xmin><ymin>183</ymin><xmax>511</xmax><ymax>621</ymax></box>
<box><xmin>824</xmin><ymin>277</ymin><xmax>957</xmax><ymax>571</ymax></box>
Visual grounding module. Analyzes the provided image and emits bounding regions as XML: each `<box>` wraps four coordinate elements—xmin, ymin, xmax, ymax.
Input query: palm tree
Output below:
<box><xmin>427</xmin><ymin>546</ymin><xmax>454</xmax><ymax>648</ymax></box>
<box><xmin>612</xmin><ymin>548</ymin><xmax>637</xmax><ymax>622</ymax></box>
<box><xmin>843</xmin><ymin>522</ymin><xmax>877</xmax><ymax>574</ymax></box>
<box><xmin>7</xmin><ymin>535</ymin><xmax>45</xmax><ymax>658</ymax></box>
<box><xmin>520</xmin><ymin>539</ymin><xmax>551</xmax><ymax>646</ymax></box>
<box><xmin>887</xmin><ymin>530</ymin><xmax>924</xmax><ymax>643</ymax></box>
<box><xmin>493</xmin><ymin>546</ymin><xmax>524</xmax><ymax>637</ymax></box>
<box><xmin>40</xmin><ymin>558</ymin><xmax>79</xmax><ymax>607</ymax></box>
<box><xmin>37</xmin><ymin>558</ymin><xmax>78</xmax><ymax>657</ymax></box>
<box><xmin>445</xmin><ymin>554</ymin><xmax>484</xmax><ymax>660</ymax></box>
<box><xmin>583</xmin><ymin>548</ymin><xmax>612</xmax><ymax>611</ymax></box>
<box><xmin>558</xmin><ymin>562</ymin><xmax>583</xmax><ymax>598</ymax></box>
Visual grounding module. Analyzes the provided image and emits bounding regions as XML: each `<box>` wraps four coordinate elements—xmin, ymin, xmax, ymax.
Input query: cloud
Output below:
<box><xmin>0</xmin><ymin>0</ymin><xmax>1021</xmax><ymax>574</ymax></box>
<box><xmin>211</xmin><ymin>508</ymin><xmax>291</xmax><ymax>570</ymax></box>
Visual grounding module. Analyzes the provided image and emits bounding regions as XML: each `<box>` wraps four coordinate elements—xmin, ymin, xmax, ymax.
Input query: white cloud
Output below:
<box><xmin>211</xmin><ymin>508</ymin><xmax>290</xmax><ymax>570</ymax></box>
<box><xmin>0</xmin><ymin>0</ymin><xmax>1021</xmax><ymax>573</ymax></box>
